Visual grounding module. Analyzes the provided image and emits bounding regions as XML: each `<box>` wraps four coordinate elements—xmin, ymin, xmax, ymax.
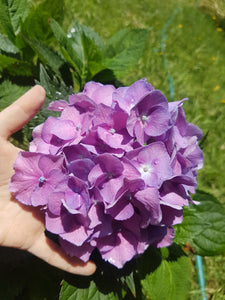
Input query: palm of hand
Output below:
<box><xmin>0</xmin><ymin>138</ymin><xmax>44</xmax><ymax>251</ymax></box>
<box><xmin>0</xmin><ymin>86</ymin><xmax>95</xmax><ymax>275</ymax></box>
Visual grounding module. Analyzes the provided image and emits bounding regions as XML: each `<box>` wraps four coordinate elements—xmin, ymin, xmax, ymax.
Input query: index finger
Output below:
<box><xmin>0</xmin><ymin>85</ymin><xmax>46</xmax><ymax>140</ymax></box>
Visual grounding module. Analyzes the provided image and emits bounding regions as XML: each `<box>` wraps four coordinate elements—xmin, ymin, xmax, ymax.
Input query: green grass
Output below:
<box><xmin>64</xmin><ymin>0</ymin><xmax>225</xmax><ymax>204</ymax></box>
<box><xmin>63</xmin><ymin>0</ymin><xmax>225</xmax><ymax>298</ymax></box>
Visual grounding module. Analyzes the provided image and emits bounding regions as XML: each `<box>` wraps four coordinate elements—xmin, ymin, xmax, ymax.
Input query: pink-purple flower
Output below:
<box><xmin>10</xmin><ymin>79</ymin><xmax>204</xmax><ymax>269</ymax></box>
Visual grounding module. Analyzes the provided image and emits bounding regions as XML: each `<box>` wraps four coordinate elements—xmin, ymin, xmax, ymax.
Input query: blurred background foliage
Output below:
<box><xmin>0</xmin><ymin>0</ymin><xmax>225</xmax><ymax>298</ymax></box>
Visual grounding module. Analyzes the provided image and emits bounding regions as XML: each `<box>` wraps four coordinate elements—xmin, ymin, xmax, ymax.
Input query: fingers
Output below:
<box><xmin>0</xmin><ymin>85</ymin><xmax>46</xmax><ymax>139</ymax></box>
<box><xmin>28</xmin><ymin>235</ymin><xmax>96</xmax><ymax>276</ymax></box>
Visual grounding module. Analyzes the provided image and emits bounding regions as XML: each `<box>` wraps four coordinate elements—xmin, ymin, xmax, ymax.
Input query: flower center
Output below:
<box><xmin>76</xmin><ymin>124</ymin><xmax>81</xmax><ymax>131</ymax></box>
<box><xmin>141</xmin><ymin>164</ymin><xmax>152</xmax><ymax>173</ymax></box>
<box><xmin>141</xmin><ymin>115</ymin><xmax>148</xmax><ymax>122</ymax></box>
<box><xmin>126</xmin><ymin>193</ymin><xmax>132</xmax><ymax>201</ymax></box>
<box><xmin>38</xmin><ymin>176</ymin><xmax>46</xmax><ymax>187</ymax></box>
<box><xmin>39</xmin><ymin>176</ymin><xmax>46</xmax><ymax>183</ymax></box>
<box><xmin>109</xmin><ymin>128</ymin><xmax>116</xmax><ymax>135</ymax></box>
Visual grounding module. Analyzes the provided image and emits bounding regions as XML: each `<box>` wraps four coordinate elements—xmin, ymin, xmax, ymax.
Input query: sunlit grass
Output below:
<box><xmin>64</xmin><ymin>0</ymin><xmax>225</xmax><ymax>203</ymax></box>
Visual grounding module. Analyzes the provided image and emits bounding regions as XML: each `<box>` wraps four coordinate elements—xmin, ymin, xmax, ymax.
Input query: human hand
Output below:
<box><xmin>0</xmin><ymin>85</ymin><xmax>96</xmax><ymax>275</ymax></box>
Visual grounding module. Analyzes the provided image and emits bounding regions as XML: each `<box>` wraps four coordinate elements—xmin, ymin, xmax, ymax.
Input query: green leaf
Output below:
<box><xmin>21</xmin><ymin>0</ymin><xmax>64</xmax><ymax>43</ymax></box>
<box><xmin>0</xmin><ymin>54</ymin><xmax>33</xmax><ymax>76</ymax></box>
<box><xmin>0</xmin><ymin>0</ymin><xmax>31</xmax><ymax>42</ymax></box>
<box><xmin>51</xmin><ymin>19</ymin><xmax>105</xmax><ymax>89</ymax></box>
<box><xmin>0</xmin><ymin>0</ymin><xmax>16</xmax><ymax>42</ymax></box>
<box><xmin>69</xmin><ymin>22</ymin><xmax>105</xmax><ymax>82</ymax></box>
<box><xmin>174</xmin><ymin>190</ymin><xmax>225</xmax><ymax>256</ymax></box>
<box><xmin>0</xmin><ymin>33</ymin><xmax>19</xmax><ymax>53</ymax></box>
<box><xmin>37</xmin><ymin>64</ymin><xmax>73</xmax><ymax>103</ymax></box>
<box><xmin>23</xmin><ymin>37</ymin><xmax>64</xmax><ymax>75</ymax></box>
<box><xmin>0</xmin><ymin>80</ymin><xmax>29</xmax><ymax>110</ymax></box>
<box><xmin>121</xmin><ymin>272</ymin><xmax>136</xmax><ymax>297</ymax></box>
<box><xmin>60</xmin><ymin>280</ymin><xmax>119</xmax><ymax>300</ymax></box>
<box><xmin>81</xmin><ymin>32</ymin><xmax>105</xmax><ymax>80</ymax></box>
<box><xmin>66</xmin><ymin>21</ymin><xmax>103</xmax><ymax>58</ymax></box>
<box><xmin>8</xmin><ymin>0</ymin><xmax>31</xmax><ymax>34</ymax></box>
<box><xmin>22</xmin><ymin>65</ymin><xmax>73</xmax><ymax>141</ymax></box>
<box><xmin>78</xmin><ymin>23</ymin><xmax>104</xmax><ymax>50</ymax></box>
<box><xmin>50</xmin><ymin>18</ymin><xmax>82</xmax><ymax>84</ymax></box>
<box><xmin>60</xmin><ymin>249</ymin><xmax>137</xmax><ymax>300</ymax></box>
<box><xmin>0</xmin><ymin>53</ymin><xmax>18</xmax><ymax>68</ymax></box>
<box><xmin>139</xmin><ymin>245</ymin><xmax>191</xmax><ymax>300</ymax></box>
<box><xmin>102</xmin><ymin>28</ymin><xmax>150</xmax><ymax>77</ymax></box>
<box><xmin>50</xmin><ymin>19</ymin><xmax>82</xmax><ymax>92</ymax></box>
<box><xmin>142</xmin><ymin>257</ymin><xmax>190</xmax><ymax>300</ymax></box>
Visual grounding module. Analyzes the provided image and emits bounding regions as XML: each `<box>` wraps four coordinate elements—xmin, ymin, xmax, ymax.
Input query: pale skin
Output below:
<box><xmin>0</xmin><ymin>85</ymin><xmax>96</xmax><ymax>275</ymax></box>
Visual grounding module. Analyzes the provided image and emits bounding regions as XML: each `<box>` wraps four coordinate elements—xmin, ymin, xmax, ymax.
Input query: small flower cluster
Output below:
<box><xmin>10</xmin><ymin>79</ymin><xmax>203</xmax><ymax>268</ymax></box>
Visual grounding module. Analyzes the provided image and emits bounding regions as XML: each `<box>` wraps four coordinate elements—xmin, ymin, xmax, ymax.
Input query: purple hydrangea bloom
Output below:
<box><xmin>112</xmin><ymin>78</ymin><xmax>154</xmax><ymax>113</ymax></box>
<box><xmin>10</xmin><ymin>79</ymin><xmax>204</xmax><ymax>269</ymax></box>
<box><xmin>10</xmin><ymin>152</ymin><xmax>67</xmax><ymax>206</ymax></box>
<box><xmin>127</xmin><ymin>90</ymin><xmax>170</xmax><ymax>144</ymax></box>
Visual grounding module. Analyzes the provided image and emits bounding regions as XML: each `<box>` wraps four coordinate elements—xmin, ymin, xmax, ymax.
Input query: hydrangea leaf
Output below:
<box><xmin>23</xmin><ymin>37</ymin><xmax>65</xmax><ymax>76</ymax></box>
<box><xmin>68</xmin><ymin>21</ymin><xmax>104</xmax><ymax>50</ymax></box>
<box><xmin>0</xmin><ymin>0</ymin><xmax>31</xmax><ymax>42</ymax></box>
<box><xmin>21</xmin><ymin>0</ymin><xmax>64</xmax><ymax>43</ymax></box>
<box><xmin>121</xmin><ymin>271</ymin><xmax>136</xmax><ymax>297</ymax></box>
<box><xmin>174</xmin><ymin>190</ymin><xmax>225</xmax><ymax>256</ymax></box>
<box><xmin>0</xmin><ymin>80</ymin><xmax>29</xmax><ymax>110</ymax></box>
<box><xmin>50</xmin><ymin>19</ymin><xmax>105</xmax><ymax>89</ymax></box>
<box><xmin>0</xmin><ymin>54</ymin><xmax>33</xmax><ymax>77</ymax></box>
<box><xmin>138</xmin><ymin>245</ymin><xmax>191</xmax><ymax>300</ymax></box>
<box><xmin>60</xmin><ymin>251</ymin><xmax>136</xmax><ymax>300</ymax></box>
<box><xmin>22</xmin><ymin>65</ymin><xmax>73</xmax><ymax>140</ymax></box>
<box><xmin>50</xmin><ymin>18</ymin><xmax>83</xmax><ymax>76</ymax></box>
<box><xmin>141</xmin><ymin>256</ymin><xmax>190</xmax><ymax>300</ymax></box>
<box><xmin>78</xmin><ymin>32</ymin><xmax>105</xmax><ymax>80</ymax></box>
<box><xmin>0</xmin><ymin>53</ymin><xmax>18</xmax><ymax>69</ymax></box>
<box><xmin>67</xmin><ymin>21</ymin><xmax>105</xmax><ymax>83</ymax></box>
<box><xmin>102</xmin><ymin>28</ymin><xmax>150</xmax><ymax>77</ymax></box>
<box><xmin>60</xmin><ymin>280</ymin><xmax>119</xmax><ymax>300</ymax></box>
<box><xmin>49</xmin><ymin>21</ymin><xmax>150</xmax><ymax>87</ymax></box>
<box><xmin>0</xmin><ymin>33</ymin><xmax>19</xmax><ymax>54</ymax></box>
<box><xmin>0</xmin><ymin>0</ymin><xmax>15</xmax><ymax>42</ymax></box>
<box><xmin>37</xmin><ymin>65</ymin><xmax>73</xmax><ymax>104</ymax></box>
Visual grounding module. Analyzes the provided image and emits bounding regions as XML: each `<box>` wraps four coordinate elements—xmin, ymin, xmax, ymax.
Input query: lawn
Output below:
<box><xmin>64</xmin><ymin>0</ymin><xmax>225</xmax><ymax>205</ymax></box>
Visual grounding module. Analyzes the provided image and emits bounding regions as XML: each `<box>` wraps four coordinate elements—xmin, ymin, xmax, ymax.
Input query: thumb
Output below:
<box><xmin>0</xmin><ymin>85</ymin><xmax>45</xmax><ymax>139</ymax></box>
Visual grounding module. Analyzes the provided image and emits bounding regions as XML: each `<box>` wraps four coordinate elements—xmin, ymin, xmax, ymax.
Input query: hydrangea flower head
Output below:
<box><xmin>10</xmin><ymin>79</ymin><xmax>204</xmax><ymax>269</ymax></box>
